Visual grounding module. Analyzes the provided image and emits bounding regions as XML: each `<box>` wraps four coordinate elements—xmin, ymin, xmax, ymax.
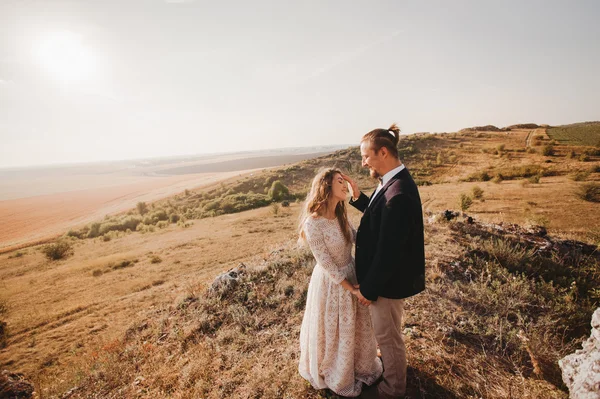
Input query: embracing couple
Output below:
<box><xmin>298</xmin><ymin>124</ymin><xmax>425</xmax><ymax>398</ymax></box>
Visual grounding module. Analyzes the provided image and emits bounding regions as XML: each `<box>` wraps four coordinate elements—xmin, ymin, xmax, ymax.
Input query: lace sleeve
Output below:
<box><xmin>304</xmin><ymin>219</ymin><xmax>346</xmax><ymax>284</ymax></box>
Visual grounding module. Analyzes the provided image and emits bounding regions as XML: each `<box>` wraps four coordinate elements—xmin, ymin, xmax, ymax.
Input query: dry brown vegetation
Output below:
<box><xmin>1</xmin><ymin>126</ymin><xmax>599</xmax><ymax>398</ymax></box>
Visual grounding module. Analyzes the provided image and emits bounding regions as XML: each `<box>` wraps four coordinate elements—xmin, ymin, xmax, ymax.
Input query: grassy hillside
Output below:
<box><xmin>28</xmin><ymin>214</ymin><xmax>600</xmax><ymax>399</ymax></box>
<box><xmin>1</xmin><ymin>125</ymin><xmax>600</xmax><ymax>398</ymax></box>
<box><xmin>547</xmin><ymin>121</ymin><xmax>600</xmax><ymax>146</ymax></box>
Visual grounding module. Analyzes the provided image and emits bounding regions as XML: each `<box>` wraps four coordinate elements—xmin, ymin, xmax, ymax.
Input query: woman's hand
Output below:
<box><xmin>350</xmin><ymin>284</ymin><xmax>370</xmax><ymax>306</ymax></box>
<box><xmin>341</xmin><ymin>173</ymin><xmax>359</xmax><ymax>200</ymax></box>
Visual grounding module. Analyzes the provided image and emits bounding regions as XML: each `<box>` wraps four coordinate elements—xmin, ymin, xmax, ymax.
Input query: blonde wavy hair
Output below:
<box><xmin>298</xmin><ymin>167</ymin><xmax>352</xmax><ymax>244</ymax></box>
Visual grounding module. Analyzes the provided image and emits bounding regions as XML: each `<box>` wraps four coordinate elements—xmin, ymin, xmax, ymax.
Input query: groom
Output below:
<box><xmin>344</xmin><ymin>124</ymin><xmax>425</xmax><ymax>399</ymax></box>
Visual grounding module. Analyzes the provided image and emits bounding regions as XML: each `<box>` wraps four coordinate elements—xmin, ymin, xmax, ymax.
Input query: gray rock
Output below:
<box><xmin>525</xmin><ymin>224</ymin><xmax>547</xmax><ymax>237</ymax></box>
<box><xmin>559</xmin><ymin>308</ymin><xmax>600</xmax><ymax>398</ymax></box>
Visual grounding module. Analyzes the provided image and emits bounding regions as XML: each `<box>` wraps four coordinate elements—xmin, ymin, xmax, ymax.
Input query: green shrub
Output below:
<box><xmin>450</xmin><ymin>230</ymin><xmax>599</xmax><ymax>365</ymax></box>
<box><xmin>150</xmin><ymin>255</ymin><xmax>162</xmax><ymax>264</ymax></box>
<box><xmin>217</xmin><ymin>193</ymin><xmax>271</xmax><ymax>214</ymax></box>
<box><xmin>87</xmin><ymin>222</ymin><xmax>101</xmax><ymax>238</ymax></box>
<box><xmin>570</xmin><ymin>171</ymin><xmax>589</xmax><ymax>182</ymax></box>
<box><xmin>170</xmin><ymin>214</ymin><xmax>180</xmax><ymax>223</ymax></box>
<box><xmin>204</xmin><ymin>200</ymin><xmax>220</xmax><ymax>212</ymax></box>
<box><xmin>566</xmin><ymin>150</ymin><xmax>576</xmax><ymax>159</ymax></box>
<box><xmin>156</xmin><ymin>221</ymin><xmax>169</xmax><ymax>229</ymax></box>
<box><xmin>98</xmin><ymin>223</ymin><xmax>119</xmax><ymax>235</ymax></box>
<box><xmin>542</xmin><ymin>145</ymin><xmax>555</xmax><ymax>156</ymax></box>
<box><xmin>150</xmin><ymin>210</ymin><xmax>169</xmax><ymax>222</ymax></box>
<box><xmin>528</xmin><ymin>175</ymin><xmax>541</xmax><ymax>184</ymax></box>
<box><xmin>66</xmin><ymin>229</ymin><xmax>84</xmax><ymax>239</ymax></box>
<box><xmin>271</xmin><ymin>203</ymin><xmax>280</xmax><ymax>215</ymax></box>
<box><xmin>8</xmin><ymin>251</ymin><xmax>24</xmax><ymax>259</ymax></box>
<box><xmin>459</xmin><ymin>193</ymin><xmax>473</xmax><ymax>211</ymax></box>
<box><xmin>98</xmin><ymin>216</ymin><xmax>141</xmax><ymax>235</ymax></box>
<box><xmin>579</xmin><ymin>154</ymin><xmax>590</xmax><ymax>162</ymax></box>
<box><xmin>472</xmin><ymin>186</ymin><xmax>484</xmax><ymax>199</ymax></box>
<box><xmin>112</xmin><ymin>259</ymin><xmax>133</xmax><ymax>270</ymax></box>
<box><xmin>267</xmin><ymin>180</ymin><xmax>289</xmax><ymax>201</ymax></box>
<box><xmin>136</xmin><ymin>202</ymin><xmax>149</xmax><ymax>215</ymax></box>
<box><xmin>465</xmin><ymin>171</ymin><xmax>491</xmax><ymax>182</ymax></box>
<box><xmin>436</xmin><ymin>152</ymin><xmax>444</xmax><ymax>165</ymax></box>
<box><xmin>576</xmin><ymin>183</ymin><xmax>600</xmax><ymax>203</ymax></box>
<box><xmin>42</xmin><ymin>241</ymin><xmax>73</xmax><ymax>261</ymax></box>
<box><xmin>583</xmin><ymin>148</ymin><xmax>600</xmax><ymax>156</ymax></box>
<box><xmin>492</xmin><ymin>174</ymin><xmax>503</xmax><ymax>184</ymax></box>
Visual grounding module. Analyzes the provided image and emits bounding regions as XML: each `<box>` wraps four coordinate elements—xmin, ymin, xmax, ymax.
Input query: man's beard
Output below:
<box><xmin>369</xmin><ymin>168</ymin><xmax>380</xmax><ymax>179</ymax></box>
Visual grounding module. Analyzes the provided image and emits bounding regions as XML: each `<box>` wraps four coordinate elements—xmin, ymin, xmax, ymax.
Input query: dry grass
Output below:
<box><xmin>575</xmin><ymin>183</ymin><xmax>600</xmax><ymax>203</ymax></box>
<box><xmin>26</xmin><ymin>216</ymin><xmax>598</xmax><ymax>399</ymax></box>
<box><xmin>0</xmin><ymin>204</ymin><xmax>301</xmax><ymax>379</ymax></box>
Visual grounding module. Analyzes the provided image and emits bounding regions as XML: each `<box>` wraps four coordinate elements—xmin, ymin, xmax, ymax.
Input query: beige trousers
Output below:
<box><xmin>370</xmin><ymin>297</ymin><xmax>407</xmax><ymax>398</ymax></box>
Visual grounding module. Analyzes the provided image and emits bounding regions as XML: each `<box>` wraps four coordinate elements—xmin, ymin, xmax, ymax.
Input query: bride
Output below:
<box><xmin>298</xmin><ymin>167</ymin><xmax>382</xmax><ymax>397</ymax></box>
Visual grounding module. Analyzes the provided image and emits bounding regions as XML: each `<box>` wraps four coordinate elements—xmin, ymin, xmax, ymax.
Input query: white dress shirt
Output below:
<box><xmin>368</xmin><ymin>164</ymin><xmax>405</xmax><ymax>207</ymax></box>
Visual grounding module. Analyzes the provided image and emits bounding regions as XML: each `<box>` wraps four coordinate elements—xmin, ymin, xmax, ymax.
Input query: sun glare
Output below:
<box><xmin>35</xmin><ymin>31</ymin><xmax>96</xmax><ymax>83</ymax></box>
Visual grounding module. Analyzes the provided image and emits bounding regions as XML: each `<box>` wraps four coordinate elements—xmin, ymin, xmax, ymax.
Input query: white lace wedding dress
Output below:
<box><xmin>299</xmin><ymin>216</ymin><xmax>382</xmax><ymax>397</ymax></box>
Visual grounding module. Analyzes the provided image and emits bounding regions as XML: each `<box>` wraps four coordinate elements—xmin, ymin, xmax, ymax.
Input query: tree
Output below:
<box><xmin>42</xmin><ymin>241</ymin><xmax>73</xmax><ymax>261</ymax></box>
<box><xmin>137</xmin><ymin>201</ymin><xmax>149</xmax><ymax>215</ymax></box>
<box><xmin>268</xmin><ymin>180</ymin><xmax>289</xmax><ymax>201</ymax></box>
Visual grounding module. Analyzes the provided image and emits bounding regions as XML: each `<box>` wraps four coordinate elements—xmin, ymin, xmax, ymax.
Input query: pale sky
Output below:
<box><xmin>1</xmin><ymin>0</ymin><xmax>599</xmax><ymax>168</ymax></box>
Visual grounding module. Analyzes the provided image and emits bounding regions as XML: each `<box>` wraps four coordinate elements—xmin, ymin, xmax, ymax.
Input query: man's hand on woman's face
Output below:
<box><xmin>341</xmin><ymin>173</ymin><xmax>359</xmax><ymax>200</ymax></box>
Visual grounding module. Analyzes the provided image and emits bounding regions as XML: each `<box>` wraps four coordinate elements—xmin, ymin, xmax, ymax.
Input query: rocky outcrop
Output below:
<box><xmin>208</xmin><ymin>263</ymin><xmax>247</xmax><ymax>297</ymax></box>
<box><xmin>427</xmin><ymin>210</ymin><xmax>597</xmax><ymax>259</ymax></box>
<box><xmin>0</xmin><ymin>370</ymin><xmax>34</xmax><ymax>398</ymax></box>
<box><xmin>559</xmin><ymin>308</ymin><xmax>600</xmax><ymax>398</ymax></box>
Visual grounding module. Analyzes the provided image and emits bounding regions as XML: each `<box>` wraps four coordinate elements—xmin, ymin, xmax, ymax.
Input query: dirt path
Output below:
<box><xmin>525</xmin><ymin>129</ymin><xmax>537</xmax><ymax>147</ymax></box>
